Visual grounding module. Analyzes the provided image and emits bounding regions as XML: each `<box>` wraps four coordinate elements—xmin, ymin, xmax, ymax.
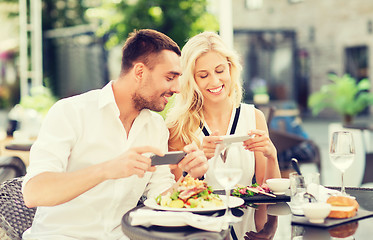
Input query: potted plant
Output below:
<box><xmin>8</xmin><ymin>85</ymin><xmax>57</xmax><ymax>137</ymax></box>
<box><xmin>308</xmin><ymin>74</ymin><xmax>373</xmax><ymax>124</ymax></box>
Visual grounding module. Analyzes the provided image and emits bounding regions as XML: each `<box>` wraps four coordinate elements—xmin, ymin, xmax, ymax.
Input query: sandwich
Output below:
<box><xmin>327</xmin><ymin>195</ymin><xmax>359</xmax><ymax>218</ymax></box>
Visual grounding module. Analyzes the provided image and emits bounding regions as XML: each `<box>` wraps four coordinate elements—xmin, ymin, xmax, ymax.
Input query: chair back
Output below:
<box><xmin>0</xmin><ymin>178</ymin><xmax>36</xmax><ymax>240</ymax></box>
<box><xmin>0</xmin><ymin>156</ymin><xmax>27</xmax><ymax>184</ymax></box>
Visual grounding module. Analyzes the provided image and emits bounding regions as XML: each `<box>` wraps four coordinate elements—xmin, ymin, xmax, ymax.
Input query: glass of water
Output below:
<box><xmin>329</xmin><ymin>131</ymin><xmax>355</xmax><ymax>196</ymax></box>
<box><xmin>213</xmin><ymin>142</ymin><xmax>243</xmax><ymax>223</ymax></box>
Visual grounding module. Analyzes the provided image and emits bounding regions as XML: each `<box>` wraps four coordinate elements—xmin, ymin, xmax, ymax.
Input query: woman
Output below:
<box><xmin>166</xmin><ymin>32</ymin><xmax>281</xmax><ymax>187</ymax></box>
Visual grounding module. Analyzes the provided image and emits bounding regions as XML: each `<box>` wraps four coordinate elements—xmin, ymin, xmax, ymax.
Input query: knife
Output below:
<box><xmin>247</xmin><ymin>187</ymin><xmax>277</xmax><ymax>198</ymax></box>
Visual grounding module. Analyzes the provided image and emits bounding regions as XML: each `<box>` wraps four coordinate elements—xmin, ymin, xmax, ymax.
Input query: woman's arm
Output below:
<box><xmin>244</xmin><ymin>109</ymin><xmax>281</xmax><ymax>185</ymax></box>
<box><xmin>255</xmin><ymin>109</ymin><xmax>281</xmax><ymax>181</ymax></box>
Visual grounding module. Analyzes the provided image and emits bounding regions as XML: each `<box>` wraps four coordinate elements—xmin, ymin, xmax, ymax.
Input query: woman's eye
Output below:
<box><xmin>216</xmin><ymin>67</ymin><xmax>224</xmax><ymax>74</ymax></box>
<box><xmin>199</xmin><ymin>74</ymin><xmax>208</xmax><ymax>79</ymax></box>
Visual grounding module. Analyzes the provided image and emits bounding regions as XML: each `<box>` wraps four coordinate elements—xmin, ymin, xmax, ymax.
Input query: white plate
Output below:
<box><xmin>273</xmin><ymin>192</ymin><xmax>286</xmax><ymax>195</ymax></box>
<box><xmin>10</xmin><ymin>139</ymin><xmax>34</xmax><ymax>146</ymax></box>
<box><xmin>144</xmin><ymin>195</ymin><xmax>244</xmax><ymax>213</ymax></box>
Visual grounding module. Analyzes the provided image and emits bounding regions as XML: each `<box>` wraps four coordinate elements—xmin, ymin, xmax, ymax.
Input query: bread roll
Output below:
<box><xmin>327</xmin><ymin>196</ymin><xmax>359</xmax><ymax>218</ymax></box>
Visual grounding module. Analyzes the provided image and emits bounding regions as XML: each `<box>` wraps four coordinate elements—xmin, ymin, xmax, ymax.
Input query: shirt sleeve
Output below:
<box><xmin>22</xmin><ymin>100</ymin><xmax>78</xmax><ymax>192</ymax></box>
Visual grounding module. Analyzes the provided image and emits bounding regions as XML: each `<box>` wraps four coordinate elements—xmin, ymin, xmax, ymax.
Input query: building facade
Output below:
<box><xmin>232</xmin><ymin>0</ymin><xmax>372</xmax><ymax>114</ymax></box>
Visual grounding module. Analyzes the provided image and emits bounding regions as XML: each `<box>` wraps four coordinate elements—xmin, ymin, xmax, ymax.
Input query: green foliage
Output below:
<box><xmin>157</xmin><ymin>95</ymin><xmax>176</xmax><ymax>119</ymax></box>
<box><xmin>308</xmin><ymin>74</ymin><xmax>373</xmax><ymax>117</ymax></box>
<box><xmin>20</xmin><ymin>86</ymin><xmax>57</xmax><ymax>116</ymax></box>
<box><xmin>0</xmin><ymin>0</ymin><xmax>89</xmax><ymax>30</ymax></box>
<box><xmin>89</xmin><ymin>0</ymin><xmax>219</xmax><ymax>49</ymax></box>
<box><xmin>42</xmin><ymin>0</ymin><xmax>89</xmax><ymax>30</ymax></box>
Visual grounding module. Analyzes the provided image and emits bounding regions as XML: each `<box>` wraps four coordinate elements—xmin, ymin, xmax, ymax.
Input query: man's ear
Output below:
<box><xmin>133</xmin><ymin>63</ymin><xmax>145</xmax><ymax>82</ymax></box>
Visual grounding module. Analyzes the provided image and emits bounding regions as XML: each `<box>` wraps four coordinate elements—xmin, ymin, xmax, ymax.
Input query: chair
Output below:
<box><xmin>258</xmin><ymin>105</ymin><xmax>276</xmax><ymax>127</ymax></box>
<box><xmin>0</xmin><ymin>156</ymin><xmax>26</xmax><ymax>184</ymax></box>
<box><xmin>268</xmin><ymin>109</ymin><xmax>321</xmax><ymax>177</ymax></box>
<box><xmin>0</xmin><ymin>178</ymin><xmax>36</xmax><ymax>240</ymax></box>
<box><xmin>362</xmin><ymin>153</ymin><xmax>373</xmax><ymax>185</ymax></box>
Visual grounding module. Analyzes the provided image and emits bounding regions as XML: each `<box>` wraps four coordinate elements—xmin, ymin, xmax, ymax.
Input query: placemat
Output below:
<box><xmin>291</xmin><ymin>209</ymin><xmax>373</xmax><ymax>228</ymax></box>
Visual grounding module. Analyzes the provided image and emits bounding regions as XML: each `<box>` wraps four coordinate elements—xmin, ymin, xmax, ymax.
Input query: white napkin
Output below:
<box><xmin>129</xmin><ymin>209</ymin><xmax>228</xmax><ymax>232</ymax></box>
<box><xmin>316</xmin><ymin>185</ymin><xmax>340</xmax><ymax>202</ymax></box>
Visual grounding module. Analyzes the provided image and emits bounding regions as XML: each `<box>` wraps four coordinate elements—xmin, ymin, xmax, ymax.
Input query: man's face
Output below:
<box><xmin>133</xmin><ymin>50</ymin><xmax>181</xmax><ymax>112</ymax></box>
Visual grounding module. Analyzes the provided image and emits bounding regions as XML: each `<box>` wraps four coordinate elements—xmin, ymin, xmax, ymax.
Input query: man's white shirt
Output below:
<box><xmin>22</xmin><ymin>81</ymin><xmax>175</xmax><ymax>239</ymax></box>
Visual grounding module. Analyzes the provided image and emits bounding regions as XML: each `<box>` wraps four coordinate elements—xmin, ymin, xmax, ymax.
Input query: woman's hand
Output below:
<box><xmin>201</xmin><ymin>131</ymin><xmax>222</xmax><ymax>159</ymax></box>
<box><xmin>243</xmin><ymin>129</ymin><xmax>276</xmax><ymax>159</ymax></box>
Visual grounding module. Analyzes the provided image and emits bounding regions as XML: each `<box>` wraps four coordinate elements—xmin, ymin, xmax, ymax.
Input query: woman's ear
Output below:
<box><xmin>133</xmin><ymin>62</ymin><xmax>145</xmax><ymax>82</ymax></box>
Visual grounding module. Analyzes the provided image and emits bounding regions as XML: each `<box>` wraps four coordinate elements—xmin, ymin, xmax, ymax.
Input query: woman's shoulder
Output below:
<box><xmin>239</xmin><ymin>103</ymin><xmax>257</xmax><ymax>113</ymax></box>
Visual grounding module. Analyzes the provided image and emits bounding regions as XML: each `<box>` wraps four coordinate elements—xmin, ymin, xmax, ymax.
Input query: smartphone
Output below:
<box><xmin>221</xmin><ymin>134</ymin><xmax>254</xmax><ymax>145</ymax></box>
<box><xmin>151</xmin><ymin>151</ymin><xmax>187</xmax><ymax>166</ymax></box>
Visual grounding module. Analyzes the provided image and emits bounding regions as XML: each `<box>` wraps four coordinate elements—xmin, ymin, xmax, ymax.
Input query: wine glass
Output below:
<box><xmin>213</xmin><ymin>142</ymin><xmax>243</xmax><ymax>223</ymax></box>
<box><xmin>329</xmin><ymin>131</ymin><xmax>355</xmax><ymax>196</ymax></box>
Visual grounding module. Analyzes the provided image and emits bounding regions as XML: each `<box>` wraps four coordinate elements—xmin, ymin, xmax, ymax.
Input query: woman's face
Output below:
<box><xmin>194</xmin><ymin>51</ymin><xmax>231</xmax><ymax>105</ymax></box>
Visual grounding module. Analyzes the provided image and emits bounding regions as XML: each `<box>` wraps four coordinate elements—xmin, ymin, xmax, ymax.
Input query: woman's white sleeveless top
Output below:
<box><xmin>198</xmin><ymin>103</ymin><xmax>256</xmax><ymax>190</ymax></box>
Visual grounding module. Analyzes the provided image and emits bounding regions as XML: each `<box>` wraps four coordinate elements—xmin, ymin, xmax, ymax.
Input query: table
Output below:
<box><xmin>0</xmin><ymin>137</ymin><xmax>31</xmax><ymax>166</ymax></box>
<box><xmin>122</xmin><ymin>187</ymin><xmax>373</xmax><ymax>240</ymax></box>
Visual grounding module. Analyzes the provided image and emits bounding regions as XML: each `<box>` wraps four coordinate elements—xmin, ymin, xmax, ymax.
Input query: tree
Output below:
<box><xmin>89</xmin><ymin>0</ymin><xmax>219</xmax><ymax>49</ymax></box>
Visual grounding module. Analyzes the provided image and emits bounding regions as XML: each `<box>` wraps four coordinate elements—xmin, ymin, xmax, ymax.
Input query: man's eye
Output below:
<box><xmin>167</xmin><ymin>76</ymin><xmax>175</xmax><ymax>81</ymax></box>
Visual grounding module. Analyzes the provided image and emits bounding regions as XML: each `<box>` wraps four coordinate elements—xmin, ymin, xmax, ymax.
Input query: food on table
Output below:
<box><xmin>232</xmin><ymin>183</ymin><xmax>272</xmax><ymax>197</ymax></box>
<box><xmin>328</xmin><ymin>222</ymin><xmax>358</xmax><ymax>238</ymax></box>
<box><xmin>327</xmin><ymin>195</ymin><xmax>359</xmax><ymax>218</ymax></box>
<box><xmin>155</xmin><ymin>175</ymin><xmax>223</xmax><ymax>208</ymax></box>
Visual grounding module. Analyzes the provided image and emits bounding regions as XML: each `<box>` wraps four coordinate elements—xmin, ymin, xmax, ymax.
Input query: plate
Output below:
<box><xmin>273</xmin><ymin>192</ymin><xmax>286</xmax><ymax>195</ymax></box>
<box><xmin>144</xmin><ymin>195</ymin><xmax>244</xmax><ymax>213</ymax></box>
<box><xmin>214</xmin><ymin>190</ymin><xmax>290</xmax><ymax>203</ymax></box>
<box><xmin>10</xmin><ymin>139</ymin><xmax>35</xmax><ymax>146</ymax></box>
<box><xmin>292</xmin><ymin>209</ymin><xmax>373</xmax><ymax>228</ymax></box>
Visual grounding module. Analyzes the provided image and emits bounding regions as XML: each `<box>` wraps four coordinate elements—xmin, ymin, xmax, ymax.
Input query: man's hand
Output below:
<box><xmin>104</xmin><ymin>146</ymin><xmax>163</xmax><ymax>179</ymax></box>
<box><xmin>177</xmin><ymin>142</ymin><xmax>208</xmax><ymax>179</ymax></box>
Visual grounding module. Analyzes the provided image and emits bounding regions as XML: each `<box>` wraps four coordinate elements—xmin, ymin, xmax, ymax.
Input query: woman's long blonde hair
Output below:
<box><xmin>166</xmin><ymin>32</ymin><xmax>243</xmax><ymax>149</ymax></box>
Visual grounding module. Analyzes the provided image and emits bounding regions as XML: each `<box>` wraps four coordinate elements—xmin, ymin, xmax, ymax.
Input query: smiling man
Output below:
<box><xmin>21</xmin><ymin>29</ymin><xmax>208</xmax><ymax>240</ymax></box>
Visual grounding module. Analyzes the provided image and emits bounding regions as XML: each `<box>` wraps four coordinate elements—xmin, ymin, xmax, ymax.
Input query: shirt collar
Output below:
<box><xmin>98</xmin><ymin>81</ymin><xmax>116</xmax><ymax>109</ymax></box>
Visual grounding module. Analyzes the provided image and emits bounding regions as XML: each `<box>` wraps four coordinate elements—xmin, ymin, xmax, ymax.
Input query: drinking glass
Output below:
<box><xmin>329</xmin><ymin>131</ymin><xmax>355</xmax><ymax>196</ymax></box>
<box><xmin>213</xmin><ymin>142</ymin><xmax>243</xmax><ymax>223</ymax></box>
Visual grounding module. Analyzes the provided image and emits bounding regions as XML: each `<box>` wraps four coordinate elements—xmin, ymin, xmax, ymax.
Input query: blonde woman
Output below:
<box><xmin>166</xmin><ymin>32</ymin><xmax>280</xmax><ymax>188</ymax></box>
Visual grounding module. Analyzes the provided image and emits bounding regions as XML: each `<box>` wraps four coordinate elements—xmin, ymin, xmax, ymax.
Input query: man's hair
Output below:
<box><xmin>120</xmin><ymin>29</ymin><xmax>181</xmax><ymax>75</ymax></box>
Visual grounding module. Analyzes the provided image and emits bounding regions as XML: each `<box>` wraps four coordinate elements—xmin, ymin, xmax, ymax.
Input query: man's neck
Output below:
<box><xmin>112</xmin><ymin>78</ymin><xmax>141</xmax><ymax>136</ymax></box>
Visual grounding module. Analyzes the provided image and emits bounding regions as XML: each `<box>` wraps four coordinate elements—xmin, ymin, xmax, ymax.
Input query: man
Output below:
<box><xmin>22</xmin><ymin>29</ymin><xmax>208</xmax><ymax>239</ymax></box>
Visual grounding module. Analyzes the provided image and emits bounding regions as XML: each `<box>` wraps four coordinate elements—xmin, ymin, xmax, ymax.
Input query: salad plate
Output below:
<box><xmin>144</xmin><ymin>195</ymin><xmax>244</xmax><ymax>213</ymax></box>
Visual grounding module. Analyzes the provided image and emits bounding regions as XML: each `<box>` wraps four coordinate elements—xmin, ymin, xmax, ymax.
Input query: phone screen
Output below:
<box><xmin>151</xmin><ymin>151</ymin><xmax>187</xmax><ymax>166</ymax></box>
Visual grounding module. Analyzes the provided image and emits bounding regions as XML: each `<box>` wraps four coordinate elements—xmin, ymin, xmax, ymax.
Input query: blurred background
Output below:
<box><xmin>0</xmin><ymin>0</ymin><xmax>372</xmax><ymax>187</ymax></box>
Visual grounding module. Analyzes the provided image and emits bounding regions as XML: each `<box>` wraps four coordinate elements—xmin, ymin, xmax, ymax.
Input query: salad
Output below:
<box><xmin>155</xmin><ymin>175</ymin><xmax>223</xmax><ymax>209</ymax></box>
<box><xmin>232</xmin><ymin>183</ymin><xmax>271</xmax><ymax>197</ymax></box>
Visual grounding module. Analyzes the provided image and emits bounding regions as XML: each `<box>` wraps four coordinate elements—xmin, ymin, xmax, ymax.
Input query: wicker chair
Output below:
<box><xmin>0</xmin><ymin>177</ymin><xmax>36</xmax><ymax>240</ymax></box>
<box><xmin>0</xmin><ymin>156</ymin><xmax>26</xmax><ymax>184</ymax></box>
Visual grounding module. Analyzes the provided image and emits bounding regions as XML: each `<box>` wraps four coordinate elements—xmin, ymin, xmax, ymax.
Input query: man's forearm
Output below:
<box><xmin>23</xmin><ymin>162</ymin><xmax>108</xmax><ymax>208</ymax></box>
